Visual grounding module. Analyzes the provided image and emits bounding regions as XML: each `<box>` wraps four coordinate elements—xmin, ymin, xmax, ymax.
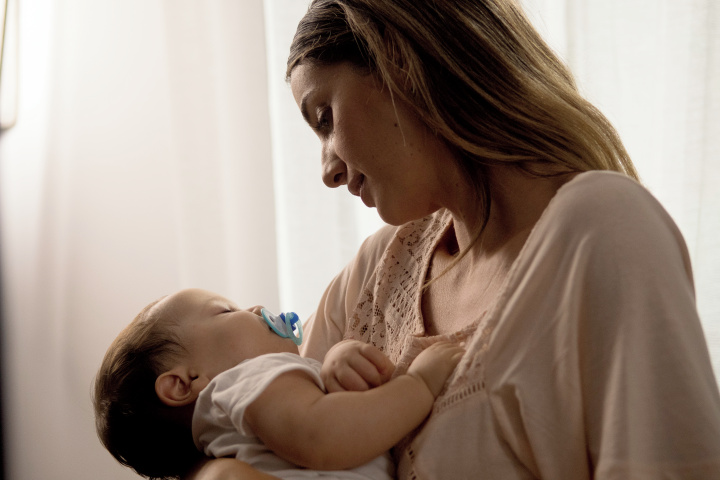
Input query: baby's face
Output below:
<box><xmin>152</xmin><ymin>288</ymin><xmax>299</xmax><ymax>381</ymax></box>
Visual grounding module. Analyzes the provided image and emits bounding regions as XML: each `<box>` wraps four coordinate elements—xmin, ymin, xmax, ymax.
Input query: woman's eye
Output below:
<box><xmin>314</xmin><ymin>108</ymin><xmax>332</xmax><ymax>132</ymax></box>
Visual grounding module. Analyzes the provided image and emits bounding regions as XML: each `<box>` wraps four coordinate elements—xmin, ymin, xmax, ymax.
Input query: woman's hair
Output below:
<box><xmin>92</xmin><ymin>298</ymin><xmax>202</xmax><ymax>480</ymax></box>
<box><xmin>287</xmin><ymin>0</ymin><xmax>639</xmax><ymax>234</ymax></box>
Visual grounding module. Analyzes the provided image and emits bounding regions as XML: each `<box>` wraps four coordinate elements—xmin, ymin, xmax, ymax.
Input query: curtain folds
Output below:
<box><xmin>0</xmin><ymin>1</ymin><xmax>716</xmax><ymax>480</ymax></box>
<box><xmin>0</xmin><ymin>2</ymin><xmax>279</xmax><ymax>479</ymax></box>
<box><xmin>522</xmin><ymin>0</ymin><xmax>720</xmax><ymax>374</ymax></box>
<box><xmin>264</xmin><ymin>0</ymin><xmax>385</xmax><ymax>320</ymax></box>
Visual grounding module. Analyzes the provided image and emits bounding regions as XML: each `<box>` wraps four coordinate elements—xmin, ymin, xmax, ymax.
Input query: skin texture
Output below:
<box><xmin>188</xmin><ymin>0</ymin><xmax>643</xmax><ymax>475</ymax></box>
<box><xmin>245</xmin><ymin>341</ymin><xmax>463</xmax><ymax>470</ymax></box>
<box><xmin>157</xmin><ymin>289</ymin><xmax>464</xmax><ymax>473</ymax></box>
<box><xmin>186</xmin><ymin>59</ymin><xmax>579</xmax><ymax>480</ymax></box>
<box><xmin>290</xmin><ymin>61</ymin><xmax>579</xmax><ymax>392</ymax></box>
<box><xmin>186</xmin><ymin>458</ymin><xmax>281</xmax><ymax>480</ymax></box>
<box><xmin>320</xmin><ymin>338</ymin><xmax>396</xmax><ymax>393</ymax></box>
<box><xmin>290</xmin><ymin>61</ymin><xmax>466</xmax><ymax>227</ymax></box>
<box><xmin>153</xmin><ymin>289</ymin><xmax>299</xmax><ymax>406</ymax></box>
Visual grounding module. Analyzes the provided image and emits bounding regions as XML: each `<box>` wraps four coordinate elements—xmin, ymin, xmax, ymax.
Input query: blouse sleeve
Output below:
<box><xmin>486</xmin><ymin>172</ymin><xmax>720</xmax><ymax>479</ymax></box>
<box><xmin>573</xmin><ymin>178</ymin><xmax>720</xmax><ymax>477</ymax></box>
<box><xmin>300</xmin><ymin>224</ymin><xmax>398</xmax><ymax>362</ymax></box>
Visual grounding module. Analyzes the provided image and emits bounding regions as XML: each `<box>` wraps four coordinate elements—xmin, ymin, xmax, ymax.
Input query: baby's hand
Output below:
<box><xmin>321</xmin><ymin>340</ymin><xmax>395</xmax><ymax>393</ymax></box>
<box><xmin>406</xmin><ymin>341</ymin><xmax>465</xmax><ymax>398</ymax></box>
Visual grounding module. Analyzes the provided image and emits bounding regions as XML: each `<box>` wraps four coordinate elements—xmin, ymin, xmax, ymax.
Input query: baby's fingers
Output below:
<box><xmin>322</xmin><ymin>340</ymin><xmax>395</xmax><ymax>392</ymax></box>
<box><xmin>357</xmin><ymin>343</ymin><xmax>395</xmax><ymax>384</ymax></box>
<box><xmin>426</xmin><ymin>341</ymin><xmax>465</xmax><ymax>363</ymax></box>
<box><xmin>345</xmin><ymin>353</ymin><xmax>388</xmax><ymax>388</ymax></box>
<box><xmin>324</xmin><ymin>365</ymin><xmax>371</xmax><ymax>393</ymax></box>
<box><xmin>407</xmin><ymin>341</ymin><xmax>466</xmax><ymax>397</ymax></box>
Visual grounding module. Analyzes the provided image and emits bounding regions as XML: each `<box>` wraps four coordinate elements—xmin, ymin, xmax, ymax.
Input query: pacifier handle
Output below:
<box><xmin>261</xmin><ymin>308</ymin><xmax>303</xmax><ymax>346</ymax></box>
<box><xmin>282</xmin><ymin>312</ymin><xmax>303</xmax><ymax>346</ymax></box>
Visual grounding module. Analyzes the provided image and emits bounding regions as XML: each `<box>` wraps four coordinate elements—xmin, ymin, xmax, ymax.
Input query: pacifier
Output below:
<box><xmin>261</xmin><ymin>308</ymin><xmax>303</xmax><ymax>346</ymax></box>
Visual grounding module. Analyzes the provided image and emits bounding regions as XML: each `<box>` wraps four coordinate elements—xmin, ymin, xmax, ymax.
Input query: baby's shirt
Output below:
<box><xmin>192</xmin><ymin>352</ymin><xmax>394</xmax><ymax>480</ymax></box>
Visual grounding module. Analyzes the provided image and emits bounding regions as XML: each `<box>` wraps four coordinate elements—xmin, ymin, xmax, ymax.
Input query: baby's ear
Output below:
<box><xmin>155</xmin><ymin>368</ymin><xmax>209</xmax><ymax>407</ymax></box>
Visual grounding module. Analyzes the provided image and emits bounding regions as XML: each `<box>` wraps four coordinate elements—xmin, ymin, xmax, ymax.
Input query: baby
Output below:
<box><xmin>93</xmin><ymin>288</ymin><xmax>464</xmax><ymax>479</ymax></box>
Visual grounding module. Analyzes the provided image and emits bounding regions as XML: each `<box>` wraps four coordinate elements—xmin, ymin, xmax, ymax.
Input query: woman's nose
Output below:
<box><xmin>321</xmin><ymin>144</ymin><xmax>347</xmax><ymax>188</ymax></box>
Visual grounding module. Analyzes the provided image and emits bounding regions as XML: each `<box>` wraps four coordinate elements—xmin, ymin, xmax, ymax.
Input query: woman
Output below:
<box><xmin>188</xmin><ymin>0</ymin><xmax>720</xmax><ymax>478</ymax></box>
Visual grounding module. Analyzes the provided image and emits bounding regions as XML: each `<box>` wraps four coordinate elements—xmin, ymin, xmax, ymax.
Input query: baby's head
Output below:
<box><xmin>93</xmin><ymin>288</ymin><xmax>299</xmax><ymax>479</ymax></box>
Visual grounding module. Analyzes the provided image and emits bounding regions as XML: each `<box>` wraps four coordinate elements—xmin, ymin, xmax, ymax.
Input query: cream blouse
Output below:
<box><xmin>300</xmin><ymin>171</ymin><xmax>720</xmax><ymax>480</ymax></box>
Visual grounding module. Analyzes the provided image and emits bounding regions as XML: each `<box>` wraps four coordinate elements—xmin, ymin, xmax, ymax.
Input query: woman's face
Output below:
<box><xmin>290</xmin><ymin>61</ymin><xmax>457</xmax><ymax>226</ymax></box>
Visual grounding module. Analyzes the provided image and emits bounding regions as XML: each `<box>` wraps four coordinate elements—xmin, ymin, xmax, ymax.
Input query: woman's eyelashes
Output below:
<box><xmin>313</xmin><ymin>107</ymin><xmax>332</xmax><ymax>133</ymax></box>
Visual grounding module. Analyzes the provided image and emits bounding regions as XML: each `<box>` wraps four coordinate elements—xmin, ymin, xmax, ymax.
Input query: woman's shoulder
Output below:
<box><xmin>546</xmin><ymin>170</ymin><xmax>676</xmax><ymax>235</ymax></box>
<box><xmin>358</xmin><ymin>223</ymin><xmax>399</xmax><ymax>257</ymax></box>
<box><xmin>555</xmin><ymin>170</ymin><xmax>653</xmax><ymax>211</ymax></box>
<box><xmin>346</xmin><ymin>224</ymin><xmax>399</xmax><ymax>282</ymax></box>
<box><xmin>534</xmin><ymin>170</ymin><xmax>691</xmax><ymax>273</ymax></box>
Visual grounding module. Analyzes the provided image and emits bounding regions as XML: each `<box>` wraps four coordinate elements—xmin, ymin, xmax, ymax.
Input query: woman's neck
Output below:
<box><xmin>422</xmin><ymin>168</ymin><xmax>578</xmax><ymax>336</ymax></box>
<box><xmin>445</xmin><ymin>167</ymin><xmax>577</xmax><ymax>260</ymax></box>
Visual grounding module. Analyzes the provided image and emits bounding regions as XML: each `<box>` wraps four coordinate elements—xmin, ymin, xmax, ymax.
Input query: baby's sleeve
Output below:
<box><xmin>192</xmin><ymin>353</ymin><xmax>323</xmax><ymax>450</ymax></box>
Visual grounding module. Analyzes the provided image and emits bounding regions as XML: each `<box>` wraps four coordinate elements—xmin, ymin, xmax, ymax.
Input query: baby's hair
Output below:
<box><xmin>92</xmin><ymin>297</ymin><xmax>203</xmax><ymax>479</ymax></box>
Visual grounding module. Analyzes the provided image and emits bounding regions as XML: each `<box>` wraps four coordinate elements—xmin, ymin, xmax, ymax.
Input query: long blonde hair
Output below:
<box><xmin>288</xmin><ymin>0</ymin><xmax>638</xmax><ymax>232</ymax></box>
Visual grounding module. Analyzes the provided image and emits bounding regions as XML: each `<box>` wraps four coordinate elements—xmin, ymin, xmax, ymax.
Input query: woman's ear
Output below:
<box><xmin>155</xmin><ymin>367</ymin><xmax>209</xmax><ymax>407</ymax></box>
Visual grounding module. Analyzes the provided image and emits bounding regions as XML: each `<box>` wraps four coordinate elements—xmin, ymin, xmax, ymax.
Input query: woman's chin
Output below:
<box><xmin>376</xmin><ymin>207</ymin><xmax>427</xmax><ymax>227</ymax></box>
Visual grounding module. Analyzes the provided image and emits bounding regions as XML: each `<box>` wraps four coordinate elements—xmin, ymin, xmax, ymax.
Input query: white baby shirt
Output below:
<box><xmin>192</xmin><ymin>352</ymin><xmax>394</xmax><ymax>480</ymax></box>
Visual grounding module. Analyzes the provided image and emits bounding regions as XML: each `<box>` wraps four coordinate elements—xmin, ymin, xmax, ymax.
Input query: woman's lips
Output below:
<box><xmin>348</xmin><ymin>174</ymin><xmax>364</xmax><ymax>197</ymax></box>
<box><xmin>349</xmin><ymin>174</ymin><xmax>374</xmax><ymax>207</ymax></box>
<box><xmin>359</xmin><ymin>178</ymin><xmax>374</xmax><ymax>207</ymax></box>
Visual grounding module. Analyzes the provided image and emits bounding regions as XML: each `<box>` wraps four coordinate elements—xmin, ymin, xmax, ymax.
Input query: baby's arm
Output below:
<box><xmin>321</xmin><ymin>339</ymin><xmax>395</xmax><ymax>392</ymax></box>
<box><xmin>244</xmin><ymin>341</ymin><xmax>464</xmax><ymax>471</ymax></box>
<box><xmin>183</xmin><ymin>457</ymin><xmax>280</xmax><ymax>480</ymax></box>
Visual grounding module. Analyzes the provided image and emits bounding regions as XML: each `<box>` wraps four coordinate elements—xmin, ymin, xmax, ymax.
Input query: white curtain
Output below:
<box><xmin>0</xmin><ymin>1</ymin><xmax>716</xmax><ymax>479</ymax></box>
<box><xmin>520</xmin><ymin>0</ymin><xmax>720</xmax><ymax>373</ymax></box>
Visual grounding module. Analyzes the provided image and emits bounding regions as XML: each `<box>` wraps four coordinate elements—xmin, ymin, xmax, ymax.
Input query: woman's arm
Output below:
<box><xmin>246</xmin><ymin>341</ymin><xmax>463</xmax><ymax>471</ymax></box>
<box><xmin>301</xmin><ymin>226</ymin><xmax>399</xmax><ymax>392</ymax></box>
<box><xmin>300</xmin><ymin>224</ymin><xmax>398</xmax><ymax>362</ymax></box>
<box><xmin>183</xmin><ymin>457</ymin><xmax>280</xmax><ymax>480</ymax></box>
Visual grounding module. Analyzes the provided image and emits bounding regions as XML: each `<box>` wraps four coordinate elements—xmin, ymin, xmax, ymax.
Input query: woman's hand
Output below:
<box><xmin>183</xmin><ymin>457</ymin><xmax>279</xmax><ymax>480</ymax></box>
<box><xmin>321</xmin><ymin>339</ymin><xmax>395</xmax><ymax>392</ymax></box>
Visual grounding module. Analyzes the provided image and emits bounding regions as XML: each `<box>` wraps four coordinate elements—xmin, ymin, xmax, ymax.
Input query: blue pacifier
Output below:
<box><xmin>261</xmin><ymin>308</ymin><xmax>303</xmax><ymax>346</ymax></box>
